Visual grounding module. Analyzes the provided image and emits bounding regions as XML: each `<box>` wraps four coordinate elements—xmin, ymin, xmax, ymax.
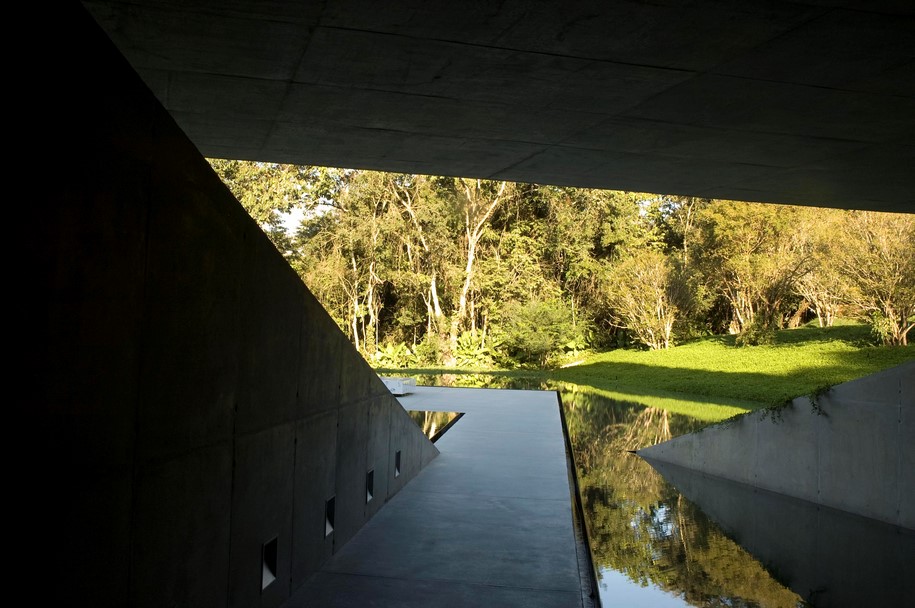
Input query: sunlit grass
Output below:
<box><xmin>555</xmin><ymin>383</ymin><xmax>753</xmax><ymax>422</ymax></box>
<box><xmin>549</xmin><ymin>322</ymin><xmax>912</xmax><ymax>406</ymax></box>
<box><xmin>377</xmin><ymin>322</ymin><xmax>913</xmax><ymax>421</ymax></box>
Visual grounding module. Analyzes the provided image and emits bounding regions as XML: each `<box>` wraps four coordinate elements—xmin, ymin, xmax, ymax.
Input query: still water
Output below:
<box><xmin>408</xmin><ymin>373</ymin><xmax>914</xmax><ymax>608</ymax></box>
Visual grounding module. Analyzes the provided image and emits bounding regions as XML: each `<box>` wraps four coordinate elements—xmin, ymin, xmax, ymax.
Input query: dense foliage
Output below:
<box><xmin>209</xmin><ymin>160</ymin><xmax>915</xmax><ymax>365</ymax></box>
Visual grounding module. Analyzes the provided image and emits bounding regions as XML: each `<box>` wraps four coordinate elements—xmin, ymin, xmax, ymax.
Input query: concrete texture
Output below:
<box><xmin>647</xmin><ymin>460</ymin><xmax>915</xmax><ymax>607</ymax></box>
<box><xmin>285</xmin><ymin>386</ymin><xmax>596</xmax><ymax>607</ymax></box>
<box><xmin>36</xmin><ymin>7</ymin><xmax>437</xmax><ymax>606</ymax></box>
<box><xmin>82</xmin><ymin>0</ymin><xmax>915</xmax><ymax>212</ymax></box>
<box><xmin>33</xmin><ymin>3</ymin><xmax>913</xmax><ymax>606</ymax></box>
<box><xmin>639</xmin><ymin>361</ymin><xmax>915</xmax><ymax>528</ymax></box>
<box><xmin>130</xmin><ymin>443</ymin><xmax>234</xmax><ymax>608</ymax></box>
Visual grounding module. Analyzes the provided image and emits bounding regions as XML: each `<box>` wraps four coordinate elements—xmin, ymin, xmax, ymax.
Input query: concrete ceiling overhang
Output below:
<box><xmin>84</xmin><ymin>1</ymin><xmax>915</xmax><ymax>213</ymax></box>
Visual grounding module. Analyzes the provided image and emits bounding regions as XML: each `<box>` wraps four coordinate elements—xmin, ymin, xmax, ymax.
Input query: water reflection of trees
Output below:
<box><xmin>407</xmin><ymin>410</ymin><xmax>460</xmax><ymax>440</ymax></box>
<box><xmin>562</xmin><ymin>388</ymin><xmax>806</xmax><ymax>608</ymax></box>
<box><xmin>406</xmin><ymin>376</ymin><xmax>805</xmax><ymax>606</ymax></box>
<box><xmin>411</xmin><ymin>372</ymin><xmax>543</xmax><ymax>390</ymax></box>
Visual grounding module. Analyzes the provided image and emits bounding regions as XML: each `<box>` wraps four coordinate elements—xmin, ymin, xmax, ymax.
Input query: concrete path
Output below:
<box><xmin>283</xmin><ymin>386</ymin><xmax>592</xmax><ymax>607</ymax></box>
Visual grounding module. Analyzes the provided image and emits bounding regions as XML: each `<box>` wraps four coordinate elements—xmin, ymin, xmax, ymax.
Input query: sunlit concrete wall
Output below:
<box><xmin>36</xmin><ymin>6</ymin><xmax>437</xmax><ymax>607</ymax></box>
<box><xmin>639</xmin><ymin>361</ymin><xmax>914</xmax><ymax>528</ymax></box>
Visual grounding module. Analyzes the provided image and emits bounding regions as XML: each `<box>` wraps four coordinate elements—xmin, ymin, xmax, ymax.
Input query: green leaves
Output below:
<box><xmin>209</xmin><ymin>158</ymin><xmax>915</xmax><ymax>363</ymax></box>
<box><xmin>498</xmin><ymin>299</ymin><xmax>577</xmax><ymax>366</ymax></box>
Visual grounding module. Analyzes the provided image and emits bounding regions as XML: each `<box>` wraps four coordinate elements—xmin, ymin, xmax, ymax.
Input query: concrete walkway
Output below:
<box><xmin>283</xmin><ymin>386</ymin><xmax>593</xmax><ymax>607</ymax></box>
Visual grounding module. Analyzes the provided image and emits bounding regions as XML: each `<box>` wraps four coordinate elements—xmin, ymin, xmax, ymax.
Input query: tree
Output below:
<box><xmin>537</xmin><ymin>186</ymin><xmax>608</xmax><ymax>337</ymax></box>
<box><xmin>498</xmin><ymin>298</ymin><xmax>576</xmax><ymax>365</ymax></box>
<box><xmin>388</xmin><ymin>175</ymin><xmax>449</xmax><ymax>338</ymax></box>
<box><xmin>294</xmin><ymin>171</ymin><xmax>402</xmax><ymax>353</ymax></box>
<box><xmin>603</xmin><ymin>249</ymin><xmax>684</xmax><ymax>349</ymax></box>
<box><xmin>208</xmin><ymin>159</ymin><xmax>341</xmax><ymax>258</ymax></box>
<box><xmin>651</xmin><ymin>195</ymin><xmax>706</xmax><ymax>262</ymax></box>
<box><xmin>795</xmin><ymin>210</ymin><xmax>847</xmax><ymax>328</ymax></box>
<box><xmin>650</xmin><ymin>196</ymin><xmax>713</xmax><ymax>337</ymax></box>
<box><xmin>693</xmin><ymin>201</ymin><xmax>810</xmax><ymax>341</ymax></box>
<box><xmin>836</xmin><ymin>211</ymin><xmax>915</xmax><ymax>345</ymax></box>
<box><xmin>445</xmin><ymin>178</ymin><xmax>511</xmax><ymax>361</ymax></box>
<box><xmin>210</xmin><ymin>158</ymin><xmax>910</xmax><ymax>363</ymax></box>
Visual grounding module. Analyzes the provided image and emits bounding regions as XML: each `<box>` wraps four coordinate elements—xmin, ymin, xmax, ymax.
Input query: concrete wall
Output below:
<box><xmin>639</xmin><ymin>361</ymin><xmax>914</xmax><ymax>528</ymax></box>
<box><xmin>37</xmin><ymin>6</ymin><xmax>437</xmax><ymax>606</ymax></box>
<box><xmin>647</xmin><ymin>460</ymin><xmax>915</xmax><ymax>607</ymax></box>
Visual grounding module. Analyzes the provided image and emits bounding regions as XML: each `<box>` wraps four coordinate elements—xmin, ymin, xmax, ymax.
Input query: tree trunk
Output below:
<box><xmin>448</xmin><ymin>179</ymin><xmax>508</xmax><ymax>358</ymax></box>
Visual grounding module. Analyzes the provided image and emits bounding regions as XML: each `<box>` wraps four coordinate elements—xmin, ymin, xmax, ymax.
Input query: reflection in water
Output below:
<box><xmin>407</xmin><ymin>410</ymin><xmax>463</xmax><ymax>442</ymax></box>
<box><xmin>410</xmin><ymin>374</ymin><xmax>911</xmax><ymax>607</ymax></box>
<box><xmin>645</xmin><ymin>459</ymin><xmax>915</xmax><ymax>607</ymax></box>
<box><xmin>561</xmin><ymin>387</ymin><xmax>805</xmax><ymax>607</ymax></box>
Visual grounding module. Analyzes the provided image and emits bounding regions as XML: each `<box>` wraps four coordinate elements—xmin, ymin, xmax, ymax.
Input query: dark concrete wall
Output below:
<box><xmin>83</xmin><ymin>0</ymin><xmax>915</xmax><ymax>213</ymax></box>
<box><xmin>37</xmin><ymin>6</ymin><xmax>436</xmax><ymax>606</ymax></box>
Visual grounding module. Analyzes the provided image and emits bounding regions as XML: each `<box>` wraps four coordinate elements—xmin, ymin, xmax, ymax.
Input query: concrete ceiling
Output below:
<box><xmin>84</xmin><ymin>1</ymin><xmax>915</xmax><ymax>212</ymax></box>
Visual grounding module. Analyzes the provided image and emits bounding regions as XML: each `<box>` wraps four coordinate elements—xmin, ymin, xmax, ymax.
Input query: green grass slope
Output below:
<box><xmin>379</xmin><ymin>323</ymin><xmax>913</xmax><ymax>422</ymax></box>
<box><xmin>552</xmin><ymin>323</ymin><xmax>912</xmax><ymax>405</ymax></box>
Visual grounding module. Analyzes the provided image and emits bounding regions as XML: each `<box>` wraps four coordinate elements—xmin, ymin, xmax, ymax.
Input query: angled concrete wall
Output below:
<box><xmin>36</xmin><ymin>6</ymin><xmax>437</xmax><ymax>606</ymax></box>
<box><xmin>647</xmin><ymin>460</ymin><xmax>915</xmax><ymax>607</ymax></box>
<box><xmin>639</xmin><ymin>361</ymin><xmax>914</xmax><ymax>528</ymax></box>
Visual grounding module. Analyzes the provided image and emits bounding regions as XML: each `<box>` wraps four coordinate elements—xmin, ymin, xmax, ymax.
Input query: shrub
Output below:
<box><xmin>499</xmin><ymin>299</ymin><xmax>576</xmax><ymax>366</ymax></box>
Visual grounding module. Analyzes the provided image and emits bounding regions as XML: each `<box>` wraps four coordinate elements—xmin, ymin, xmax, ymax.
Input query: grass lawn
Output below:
<box><xmin>377</xmin><ymin>322</ymin><xmax>914</xmax><ymax>422</ymax></box>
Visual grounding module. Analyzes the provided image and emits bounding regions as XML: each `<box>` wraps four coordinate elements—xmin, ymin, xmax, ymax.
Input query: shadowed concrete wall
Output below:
<box><xmin>639</xmin><ymin>361</ymin><xmax>914</xmax><ymax>528</ymax></box>
<box><xmin>36</xmin><ymin>6</ymin><xmax>437</xmax><ymax>606</ymax></box>
<box><xmin>82</xmin><ymin>0</ymin><xmax>915</xmax><ymax>212</ymax></box>
<box><xmin>647</xmin><ymin>460</ymin><xmax>915</xmax><ymax>606</ymax></box>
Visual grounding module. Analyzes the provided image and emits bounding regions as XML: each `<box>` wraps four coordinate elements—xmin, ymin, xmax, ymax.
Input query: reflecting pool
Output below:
<box><xmin>406</xmin><ymin>373</ymin><xmax>914</xmax><ymax>607</ymax></box>
<box><xmin>406</xmin><ymin>409</ymin><xmax>463</xmax><ymax>442</ymax></box>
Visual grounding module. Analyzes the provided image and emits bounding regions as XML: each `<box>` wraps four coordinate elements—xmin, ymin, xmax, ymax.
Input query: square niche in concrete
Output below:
<box><xmin>325</xmin><ymin>497</ymin><xmax>335</xmax><ymax>538</ymax></box>
<box><xmin>261</xmin><ymin>536</ymin><xmax>277</xmax><ymax>591</ymax></box>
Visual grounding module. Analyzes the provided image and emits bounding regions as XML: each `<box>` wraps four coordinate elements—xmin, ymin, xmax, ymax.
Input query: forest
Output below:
<box><xmin>209</xmin><ymin>159</ymin><xmax>915</xmax><ymax>368</ymax></box>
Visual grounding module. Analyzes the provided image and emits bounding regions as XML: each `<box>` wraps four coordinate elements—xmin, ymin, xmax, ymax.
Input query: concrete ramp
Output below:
<box><xmin>284</xmin><ymin>386</ymin><xmax>598</xmax><ymax>607</ymax></box>
<box><xmin>638</xmin><ymin>361</ymin><xmax>914</xmax><ymax>528</ymax></box>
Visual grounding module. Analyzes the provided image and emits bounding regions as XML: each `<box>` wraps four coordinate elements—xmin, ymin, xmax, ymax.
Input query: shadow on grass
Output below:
<box><xmin>377</xmin><ymin>325</ymin><xmax>913</xmax><ymax>419</ymax></box>
<box><xmin>696</xmin><ymin>323</ymin><xmax>877</xmax><ymax>348</ymax></box>
<box><xmin>377</xmin><ymin>367</ymin><xmax>760</xmax><ymax>421</ymax></box>
<box><xmin>549</xmin><ymin>359</ymin><xmax>908</xmax><ymax>406</ymax></box>
<box><xmin>381</xmin><ymin>349</ymin><xmax>913</xmax><ymax>415</ymax></box>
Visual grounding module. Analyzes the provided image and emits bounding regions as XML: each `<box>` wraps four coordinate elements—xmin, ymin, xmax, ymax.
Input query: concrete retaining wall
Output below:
<box><xmin>35</xmin><ymin>6</ymin><xmax>437</xmax><ymax>606</ymax></box>
<box><xmin>639</xmin><ymin>360</ymin><xmax>914</xmax><ymax>528</ymax></box>
<box><xmin>647</xmin><ymin>460</ymin><xmax>915</xmax><ymax>607</ymax></box>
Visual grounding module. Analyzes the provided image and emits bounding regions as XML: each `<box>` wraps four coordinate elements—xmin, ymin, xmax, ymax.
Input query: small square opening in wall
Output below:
<box><xmin>366</xmin><ymin>469</ymin><xmax>375</xmax><ymax>503</ymax></box>
<box><xmin>261</xmin><ymin>537</ymin><xmax>277</xmax><ymax>592</ymax></box>
<box><xmin>394</xmin><ymin>450</ymin><xmax>401</xmax><ymax>478</ymax></box>
<box><xmin>325</xmin><ymin>497</ymin><xmax>335</xmax><ymax>537</ymax></box>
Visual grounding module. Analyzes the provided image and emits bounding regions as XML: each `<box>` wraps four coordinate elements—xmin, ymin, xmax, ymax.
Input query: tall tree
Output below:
<box><xmin>693</xmin><ymin>201</ymin><xmax>810</xmax><ymax>340</ymax></box>
<box><xmin>388</xmin><ymin>175</ymin><xmax>450</xmax><ymax>338</ymax></box>
<box><xmin>208</xmin><ymin>159</ymin><xmax>341</xmax><ymax>258</ymax></box>
<box><xmin>603</xmin><ymin>249</ymin><xmax>684</xmax><ymax>350</ymax></box>
<box><xmin>295</xmin><ymin>171</ymin><xmax>401</xmax><ymax>353</ymax></box>
<box><xmin>446</xmin><ymin>178</ymin><xmax>511</xmax><ymax>360</ymax></box>
<box><xmin>209</xmin><ymin>158</ymin><xmax>912</xmax><ymax>365</ymax></box>
<box><xmin>795</xmin><ymin>209</ymin><xmax>847</xmax><ymax>328</ymax></box>
<box><xmin>836</xmin><ymin>211</ymin><xmax>915</xmax><ymax>345</ymax></box>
